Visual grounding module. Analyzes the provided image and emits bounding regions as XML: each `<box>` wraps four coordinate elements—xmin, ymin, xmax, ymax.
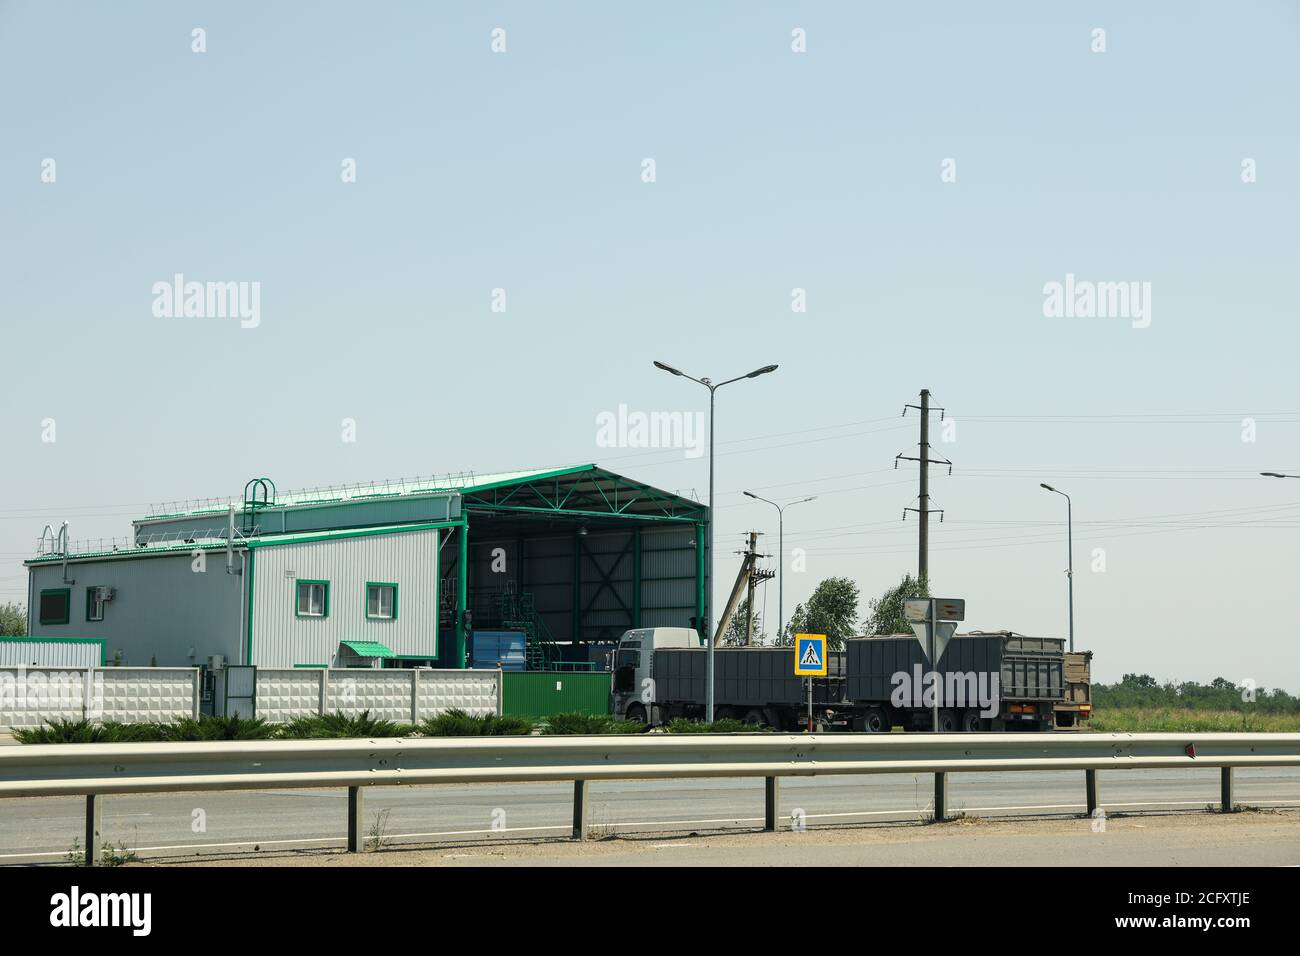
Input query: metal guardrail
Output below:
<box><xmin>1</xmin><ymin>732</ymin><xmax>1296</xmax><ymax>864</ymax></box>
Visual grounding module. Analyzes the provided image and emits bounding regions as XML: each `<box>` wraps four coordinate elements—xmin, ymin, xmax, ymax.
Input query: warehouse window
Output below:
<box><xmin>295</xmin><ymin>580</ymin><xmax>329</xmax><ymax>618</ymax></box>
<box><xmin>85</xmin><ymin>587</ymin><xmax>106</xmax><ymax>622</ymax></box>
<box><xmin>39</xmin><ymin>588</ymin><xmax>71</xmax><ymax>625</ymax></box>
<box><xmin>365</xmin><ymin>582</ymin><xmax>398</xmax><ymax>620</ymax></box>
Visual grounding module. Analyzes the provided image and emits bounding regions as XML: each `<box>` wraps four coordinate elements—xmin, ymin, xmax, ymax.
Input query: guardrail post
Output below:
<box><xmin>347</xmin><ymin>786</ymin><xmax>364</xmax><ymax>852</ymax></box>
<box><xmin>1085</xmin><ymin>769</ymin><xmax>1099</xmax><ymax>816</ymax></box>
<box><xmin>764</xmin><ymin>777</ymin><xmax>779</xmax><ymax>831</ymax></box>
<box><xmin>934</xmin><ymin>772</ymin><xmax>946</xmax><ymax>822</ymax></box>
<box><xmin>84</xmin><ymin>795</ymin><xmax>102</xmax><ymax>866</ymax></box>
<box><xmin>1220</xmin><ymin>767</ymin><xmax>1234</xmax><ymax>813</ymax></box>
<box><xmin>572</xmin><ymin>780</ymin><xmax>589</xmax><ymax>840</ymax></box>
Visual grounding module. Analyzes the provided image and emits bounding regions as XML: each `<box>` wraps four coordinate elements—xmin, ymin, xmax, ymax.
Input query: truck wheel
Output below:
<box><xmin>625</xmin><ymin>703</ymin><xmax>647</xmax><ymax>724</ymax></box>
<box><xmin>961</xmin><ymin>711</ymin><xmax>984</xmax><ymax>732</ymax></box>
<box><xmin>862</xmin><ymin>708</ymin><xmax>890</xmax><ymax>733</ymax></box>
<box><xmin>936</xmin><ymin>709</ymin><xmax>959</xmax><ymax>733</ymax></box>
<box><xmin>743</xmin><ymin>709</ymin><xmax>767</xmax><ymax>727</ymax></box>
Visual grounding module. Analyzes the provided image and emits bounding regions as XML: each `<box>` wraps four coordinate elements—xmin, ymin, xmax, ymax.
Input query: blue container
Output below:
<box><xmin>469</xmin><ymin>630</ymin><xmax>527</xmax><ymax>671</ymax></box>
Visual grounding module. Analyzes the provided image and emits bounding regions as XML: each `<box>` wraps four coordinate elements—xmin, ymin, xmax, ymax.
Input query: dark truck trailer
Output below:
<box><xmin>847</xmin><ymin>631</ymin><xmax>1065</xmax><ymax>732</ymax></box>
<box><xmin>652</xmin><ymin>646</ymin><xmax>849</xmax><ymax>731</ymax></box>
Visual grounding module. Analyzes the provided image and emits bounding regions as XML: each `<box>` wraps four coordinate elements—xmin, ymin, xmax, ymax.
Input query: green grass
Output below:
<box><xmin>418</xmin><ymin>708</ymin><xmax>536</xmax><ymax>736</ymax></box>
<box><xmin>540</xmin><ymin>712</ymin><xmax>650</xmax><ymax>735</ymax></box>
<box><xmin>1088</xmin><ymin>707</ymin><xmax>1300</xmax><ymax>733</ymax></box>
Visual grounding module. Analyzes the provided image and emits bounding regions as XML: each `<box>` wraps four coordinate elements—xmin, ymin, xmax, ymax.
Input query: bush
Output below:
<box><xmin>160</xmin><ymin>715</ymin><xmax>277</xmax><ymax>740</ymax></box>
<box><xmin>663</xmin><ymin>718</ymin><xmax>770</xmax><ymax>734</ymax></box>
<box><xmin>541</xmin><ymin>712</ymin><xmax>650</xmax><ymax>735</ymax></box>
<box><xmin>14</xmin><ymin>718</ymin><xmax>105</xmax><ymax>744</ymax></box>
<box><xmin>419</xmin><ymin>708</ymin><xmax>535</xmax><ymax>736</ymax></box>
<box><xmin>278</xmin><ymin>710</ymin><xmax>409</xmax><ymax>739</ymax></box>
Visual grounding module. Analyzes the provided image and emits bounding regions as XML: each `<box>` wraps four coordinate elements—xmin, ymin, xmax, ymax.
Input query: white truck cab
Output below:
<box><xmin>611</xmin><ymin>626</ymin><xmax>701</xmax><ymax>723</ymax></box>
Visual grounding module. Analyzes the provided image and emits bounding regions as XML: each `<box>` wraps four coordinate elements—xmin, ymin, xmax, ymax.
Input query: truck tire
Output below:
<box><xmin>862</xmin><ymin>708</ymin><xmax>890</xmax><ymax>733</ymax></box>
<box><xmin>961</xmin><ymin>711</ymin><xmax>984</xmax><ymax>732</ymax></box>
<box><xmin>935</xmin><ymin>709</ymin><xmax>959</xmax><ymax>733</ymax></box>
<box><xmin>743</xmin><ymin>708</ymin><xmax>767</xmax><ymax>727</ymax></box>
<box><xmin>625</xmin><ymin>703</ymin><xmax>647</xmax><ymax>724</ymax></box>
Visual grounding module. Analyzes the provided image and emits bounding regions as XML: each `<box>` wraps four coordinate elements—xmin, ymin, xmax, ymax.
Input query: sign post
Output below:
<box><xmin>903</xmin><ymin>598</ymin><xmax>966</xmax><ymax>732</ymax></box>
<box><xmin>794</xmin><ymin>633</ymin><xmax>827</xmax><ymax>733</ymax></box>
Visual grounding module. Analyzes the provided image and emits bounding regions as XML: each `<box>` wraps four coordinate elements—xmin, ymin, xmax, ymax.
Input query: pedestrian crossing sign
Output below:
<box><xmin>794</xmin><ymin>633</ymin><xmax>827</xmax><ymax>676</ymax></box>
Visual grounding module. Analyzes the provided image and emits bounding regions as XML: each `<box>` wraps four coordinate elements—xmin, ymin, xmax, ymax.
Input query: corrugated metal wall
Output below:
<box><xmin>467</xmin><ymin>523</ymin><xmax>703</xmax><ymax>649</ymax></box>
<box><xmin>250</xmin><ymin>529</ymin><xmax>439</xmax><ymax>668</ymax></box>
<box><xmin>501</xmin><ymin>671</ymin><xmax>611</xmax><ymax>718</ymax></box>
<box><xmin>639</xmin><ymin>525</ymin><xmax>699</xmax><ymax>629</ymax></box>
<box><xmin>0</xmin><ymin>638</ymin><xmax>104</xmax><ymax>668</ymax></box>
<box><xmin>26</xmin><ymin>554</ymin><xmax>243</xmax><ymax>668</ymax></box>
<box><xmin>134</xmin><ymin>493</ymin><xmax>458</xmax><ymax>541</ymax></box>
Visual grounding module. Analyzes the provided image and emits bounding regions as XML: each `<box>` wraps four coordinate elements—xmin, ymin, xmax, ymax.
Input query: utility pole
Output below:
<box><xmin>744</xmin><ymin>532</ymin><xmax>758</xmax><ymax>645</ymax></box>
<box><xmin>896</xmin><ymin>389</ymin><xmax>953</xmax><ymax>584</ymax></box>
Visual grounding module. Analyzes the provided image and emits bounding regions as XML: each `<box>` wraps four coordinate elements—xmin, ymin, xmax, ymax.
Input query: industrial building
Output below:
<box><xmin>22</xmin><ymin>465</ymin><xmax>707</xmax><ymax>670</ymax></box>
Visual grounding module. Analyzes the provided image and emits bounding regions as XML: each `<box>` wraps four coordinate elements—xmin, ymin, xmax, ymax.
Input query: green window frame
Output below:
<box><xmin>295</xmin><ymin>579</ymin><xmax>330</xmax><ymax>618</ymax></box>
<box><xmin>85</xmin><ymin>586</ymin><xmax>105</xmax><ymax>623</ymax></box>
<box><xmin>365</xmin><ymin>582</ymin><xmax>398</xmax><ymax>621</ymax></box>
<box><xmin>38</xmin><ymin>588</ymin><xmax>71</xmax><ymax>626</ymax></box>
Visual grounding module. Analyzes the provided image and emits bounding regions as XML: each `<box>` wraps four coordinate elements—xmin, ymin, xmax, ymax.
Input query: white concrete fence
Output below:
<box><xmin>252</xmin><ymin>668</ymin><xmax>500</xmax><ymax>723</ymax></box>
<box><xmin>0</xmin><ymin>666</ymin><xmax>501</xmax><ymax>730</ymax></box>
<box><xmin>0</xmin><ymin>667</ymin><xmax>200</xmax><ymax>730</ymax></box>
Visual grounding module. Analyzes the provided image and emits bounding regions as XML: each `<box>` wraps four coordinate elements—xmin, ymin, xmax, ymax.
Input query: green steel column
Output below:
<box><xmin>572</xmin><ymin>533</ymin><xmax>582</xmax><ymax>642</ymax></box>
<box><xmin>456</xmin><ymin>520</ymin><xmax>468</xmax><ymax>668</ymax></box>
<box><xmin>694</xmin><ymin>521</ymin><xmax>706</xmax><ymax>635</ymax></box>
<box><xmin>632</xmin><ymin>527</ymin><xmax>642</xmax><ymax>628</ymax></box>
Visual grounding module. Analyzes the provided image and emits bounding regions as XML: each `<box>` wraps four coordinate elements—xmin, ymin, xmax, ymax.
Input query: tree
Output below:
<box><xmin>864</xmin><ymin>574</ymin><xmax>929</xmax><ymax>635</ymax></box>
<box><xmin>721</xmin><ymin>598</ymin><xmax>765</xmax><ymax>646</ymax></box>
<box><xmin>0</xmin><ymin>603</ymin><xmax>25</xmax><ymax>637</ymax></box>
<box><xmin>781</xmin><ymin>576</ymin><xmax>860</xmax><ymax>649</ymax></box>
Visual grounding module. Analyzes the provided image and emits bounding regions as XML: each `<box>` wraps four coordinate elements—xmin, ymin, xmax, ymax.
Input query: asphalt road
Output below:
<box><xmin>0</xmin><ymin>766</ymin><xmax>1296</xmax><ymax>865</ymax></box>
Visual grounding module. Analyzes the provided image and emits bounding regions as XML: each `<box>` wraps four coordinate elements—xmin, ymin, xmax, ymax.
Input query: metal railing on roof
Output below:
<box><xmin>34</xmin><ymin>526</ymin><xmax>257</xmax><ymax>557</ymax></box>
<box><xmin>144</xmin><ymin>471</ymin><xmax>478</xmax><ymax>519</ymax></box>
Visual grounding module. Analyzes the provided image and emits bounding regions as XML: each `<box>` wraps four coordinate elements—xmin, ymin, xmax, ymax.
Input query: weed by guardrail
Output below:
<box><xmin>279</xmin><ymin>710</ymin><xmax>406</xmax><ymax>739</ymax></box>
<box><xmin>663</xmin><ymin>718</ymin><xmax>773</xmax><ymax>734</ymax></box>
<box><xmin>418</xmin><ymin>709</ymin><xmax>535</xmax><ymax>736</ymax></box>
<box><xmin>541</xmin><ymin>712</ymin><xmax>649</xmax><ymax>735</ymax></box>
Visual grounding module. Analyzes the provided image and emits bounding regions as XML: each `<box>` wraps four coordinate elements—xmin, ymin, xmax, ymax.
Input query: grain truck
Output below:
<box><xmin>611</xmin><ymin>627</ymin><xmax>1069</xmax><ymax>732</ymax></box>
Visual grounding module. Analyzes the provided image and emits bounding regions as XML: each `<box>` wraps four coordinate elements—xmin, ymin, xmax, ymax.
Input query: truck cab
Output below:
<box><xmin>611</xmin><ymin>626</ymin><xmax>701</xmax><ymax>723</ymax></box>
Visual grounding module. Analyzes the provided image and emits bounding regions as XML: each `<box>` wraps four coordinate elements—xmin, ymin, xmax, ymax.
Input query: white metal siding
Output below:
<box><xmin>250</xmin><ymin>530</ymin><xmax>439</xmax><ymax>668</ymax></box>
<box><xmin>26</xmin><ymin>554</ymin><xmax>244</xmax><ymax>668</ymax></box>
<box><xmin>0</xmin><ymin>639</ymin><xmax>103</xmax><ymax>668</ymax></box>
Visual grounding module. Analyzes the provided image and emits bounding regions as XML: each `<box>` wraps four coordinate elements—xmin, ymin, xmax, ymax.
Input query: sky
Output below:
<box><xmin>2</xmin><ymin>2</ymin><xmax>1298</xmax><ymax>689</ymax></box>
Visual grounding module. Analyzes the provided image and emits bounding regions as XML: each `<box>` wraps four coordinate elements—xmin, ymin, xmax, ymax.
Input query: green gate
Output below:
<box><xmin>501</xmin><ymin>671</ymin><xmax>611</xmax><ymax>719</ymax></box>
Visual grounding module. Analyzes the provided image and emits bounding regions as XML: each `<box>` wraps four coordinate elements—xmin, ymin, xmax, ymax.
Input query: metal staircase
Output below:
<box><xmin>497</xmin><ymin>588</ymin><xmax>558</xmax><ymax>670</ymax></box>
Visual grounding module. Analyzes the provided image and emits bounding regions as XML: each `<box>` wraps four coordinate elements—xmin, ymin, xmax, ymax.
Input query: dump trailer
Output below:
<box><xmin>610</xmin><ymin>627</ymin><xmax>1068</xmax><ymax>732</ymax></box>
<box><xmin>651</xmin><ymin>646</ymin><xmax>850</xmax><ymax>730</ymax></box>
<box><xmin>1053</xmin><ymin>650</ymin><xmax>1094</xmax><ymax>729</ymax></box>
<box><xmin>847</xmin><ymin>631</ymin><xmax>1065</xmax><ymax>732</ymax></box>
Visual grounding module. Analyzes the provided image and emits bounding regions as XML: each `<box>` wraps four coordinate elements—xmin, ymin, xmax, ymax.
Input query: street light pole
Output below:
<box><xmin>1040</xmin><ymin>483</ymin><xmax>1074</xmax><ymax>653</ymax></box>
<box><xmin>654</xmin><ymin>361</ymin><xmax>778</xmax><ymax>722</ymax></box>
<box><xmin>744</xmin><ymin>491</ymin><xmax>815</xmax><ymax>641</ymax></box>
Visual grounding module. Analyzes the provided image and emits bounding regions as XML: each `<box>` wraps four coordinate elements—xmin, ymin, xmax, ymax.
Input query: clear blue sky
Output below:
<box><xmin>2</xmin><ymin>2</ymin><xmax>1298</xmax><ymax>689</ymax></box>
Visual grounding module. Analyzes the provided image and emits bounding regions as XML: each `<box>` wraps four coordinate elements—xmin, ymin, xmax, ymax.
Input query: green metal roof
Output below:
<box><xmin>134</xmin><ymin>464</ymin><xmax>704</xmax><ymax>525</ymax></box>
<box><xmin>340</xmin><ymin>640</ymin><xmax>395</xmax><ymax>658</ymax></box>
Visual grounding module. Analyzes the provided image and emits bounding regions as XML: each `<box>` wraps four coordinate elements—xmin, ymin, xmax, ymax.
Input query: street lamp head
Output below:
<box><xmin>653</xmin><ymin>360</ymin><xmax>683</xmax><ymax>377</ymax></box>
<box><xmin>1040</xmin><ymin>483</ymin><xmax>1056</xmax><ymax>492</ymax></box>
<box><xmin>743</xmin><ymin>491</ymin><xmax>758</xmax><ymax>499</ymax></box>
<box><xmin>1261</xmin><ymin>472</ymin><xmax>1292</xmax><ymax>479</ymax></box>
<box><xmin>747</xmin><ymin>364</ymin><xmax>779</xmax><ymax>378</ymax></box>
